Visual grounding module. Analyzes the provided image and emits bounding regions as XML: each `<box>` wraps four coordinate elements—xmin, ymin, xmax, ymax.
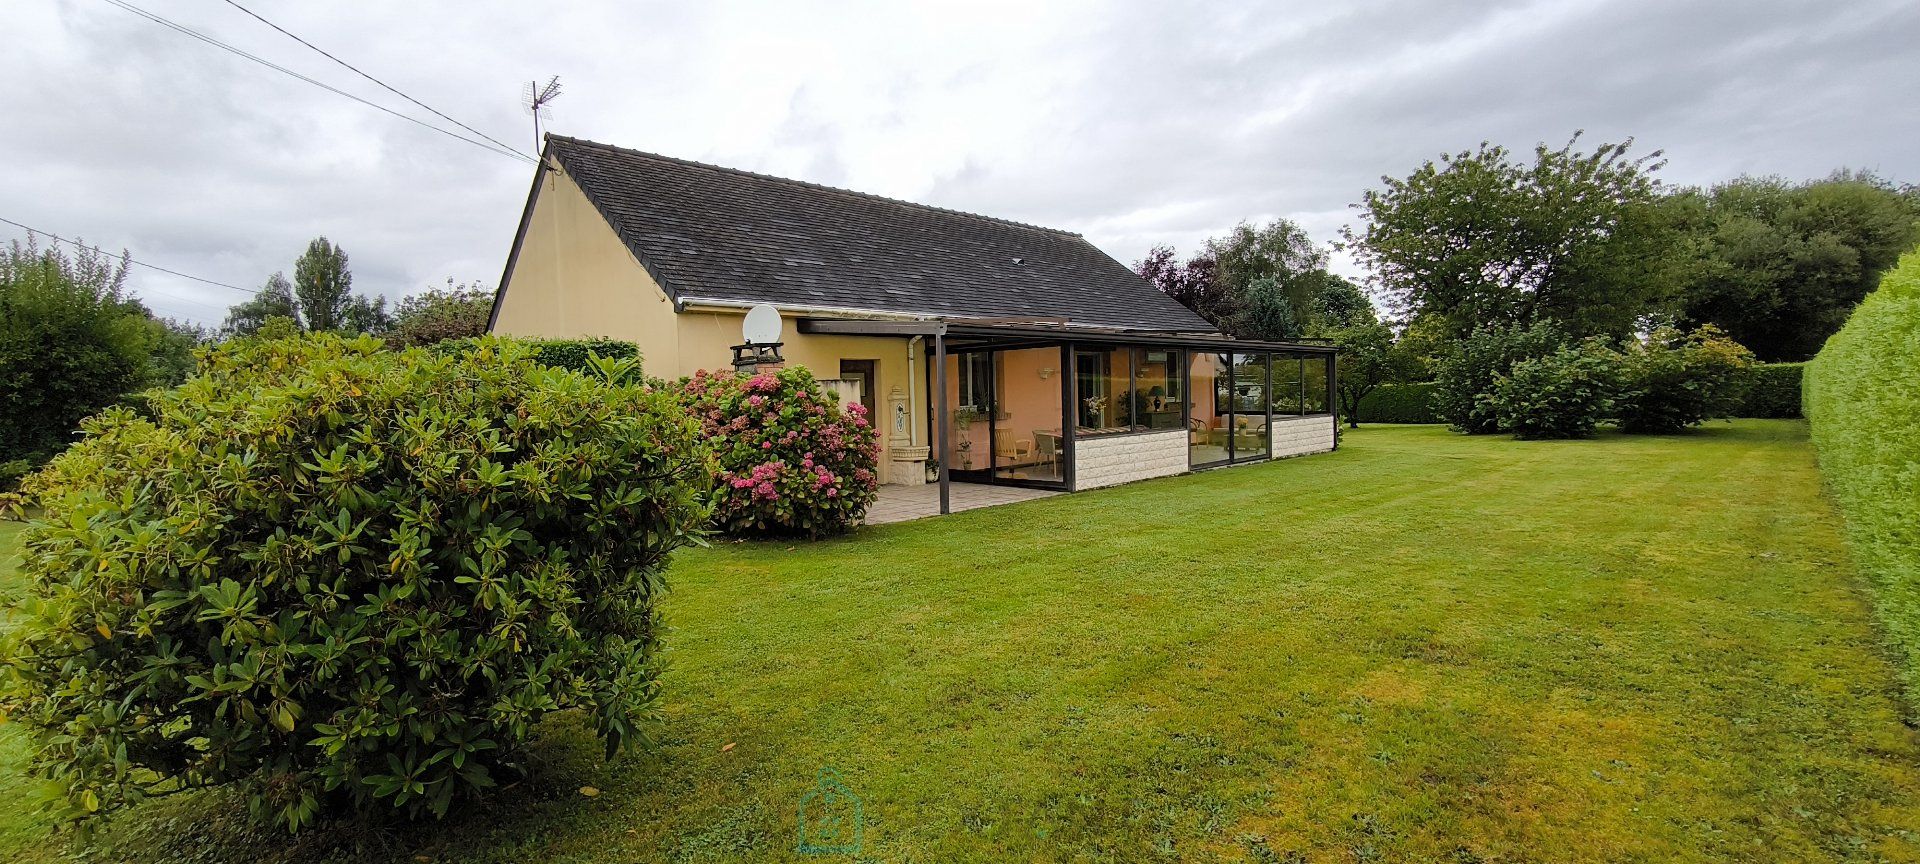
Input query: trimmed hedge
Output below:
<box><xmin>1355</xmin><ymin>382</ymin><xmax>1440</xmax><ymax>424</ymax></box>
<box><xmin>1805</xmin><ymin>249</ymin><xmax>1920</xmax><ymax>709</ymax></box>
<box><xmin>1739</xmin><ymin>363</ymin><xmax>1804</xmax><ymax>418</ymax></box>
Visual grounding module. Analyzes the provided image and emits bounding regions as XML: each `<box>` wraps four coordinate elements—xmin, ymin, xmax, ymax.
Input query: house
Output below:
<box><xmin>489</xmin><ymin>135</ymin><xmax>1337</xmax><ymax>513</ymax></box>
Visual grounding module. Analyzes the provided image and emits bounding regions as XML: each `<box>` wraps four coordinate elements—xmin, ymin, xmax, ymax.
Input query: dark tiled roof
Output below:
<box><xmin>543</xmin><ymin>136</ymin><xmax>1216</xmax><ymax>332</ymax></box>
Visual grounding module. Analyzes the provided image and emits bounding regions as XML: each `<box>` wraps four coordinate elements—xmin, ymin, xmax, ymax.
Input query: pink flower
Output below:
<box><xmin>762</xmin><ymin>441</ymin><xmax>773</xmax><ymax>450</ymax></box>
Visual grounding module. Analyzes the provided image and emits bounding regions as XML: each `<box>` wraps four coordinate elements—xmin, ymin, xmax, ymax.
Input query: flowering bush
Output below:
<box><xmin>682</xmin><ymin>366</ymin><xmax>880</xmax><ymax>537</ymax></box>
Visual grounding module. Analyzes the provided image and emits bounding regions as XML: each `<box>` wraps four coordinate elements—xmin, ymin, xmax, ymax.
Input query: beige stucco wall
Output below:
<box><xmin>491</xmin><ymin>167</ymin><xmax>929</xmax><ymax>483</ymax></box>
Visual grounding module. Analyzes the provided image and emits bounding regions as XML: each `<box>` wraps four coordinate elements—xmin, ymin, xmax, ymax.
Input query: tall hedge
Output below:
<box><xmin>1355</xmin><ymin>382</ymin><xmax>1440</xmax><ymax>423</ymax></box>
<box><xmin>0</xmin><ymin>335</ymin><xmax>712</xmax><ymax>830</ymax></box>
<box><xmin>1739</xmin><ymin>363</ymin><xmax>1804</xmax><ymax>418</ymax></box>
<box><xmin>1805</xmin><ymin>249</ymin><xmax>1920</xmax><ymax>707</ymax></box>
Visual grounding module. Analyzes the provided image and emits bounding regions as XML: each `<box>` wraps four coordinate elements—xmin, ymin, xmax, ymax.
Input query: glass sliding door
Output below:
<box><xmin>1230</xmin><ymin>352</ymin><xmax>1271</xmax><ymax>461</ymax></box>
<box><xmin>1188</xmin><ymin>352</ymin><xmax>1231</xmax><ymax>467</ymax></box>
<box><xmin>992</xmin><ymin>347</ymin><xmax>1064</xmax><ymax>484</ymax></box>
<box><xmin>941</xmin><ymin>350</ymin><xmax>995</xmax><ymax>479</ymax></box>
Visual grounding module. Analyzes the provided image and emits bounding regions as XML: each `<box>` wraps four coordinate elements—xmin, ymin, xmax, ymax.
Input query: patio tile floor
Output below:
<box><xmin>862</xmin><ymin>482</ymin><xmax>1062</xmax><ymax>526</ymax></box>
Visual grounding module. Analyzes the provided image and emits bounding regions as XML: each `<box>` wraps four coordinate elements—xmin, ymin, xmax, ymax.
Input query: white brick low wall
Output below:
<box><xmin>1269</xmin><ymin>414</ymin><xmax>1336</xmax><ymax>459</ymax></box>
<box><xmin>1075</xmin><ymin>429</ymin><xmax>1187</xmax><ymax>490</ymax></box>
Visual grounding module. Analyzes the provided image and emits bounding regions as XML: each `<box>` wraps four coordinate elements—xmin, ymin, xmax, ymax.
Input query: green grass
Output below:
<box><xmin>1808</xmin><ymin>248</ymin><xmax>1920</xmax><ymax>709</ymax></box>
<box><xmin>2</xmin><ymin>422</ymin><xmax>1917</xmax><ymax>862</ymax></box>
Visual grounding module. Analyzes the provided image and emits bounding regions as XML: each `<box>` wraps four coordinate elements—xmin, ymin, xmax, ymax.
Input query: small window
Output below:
<box><xmin>956</xmin><ymin>353</ymin><xmax>993</xmax><ymax>414</ymax></box>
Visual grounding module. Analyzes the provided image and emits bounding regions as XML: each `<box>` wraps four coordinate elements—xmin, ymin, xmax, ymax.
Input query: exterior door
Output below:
<box><xmin>838</xmin><ymin>360</ymin><xmax>877</xmax><ymax>421</ymax></box>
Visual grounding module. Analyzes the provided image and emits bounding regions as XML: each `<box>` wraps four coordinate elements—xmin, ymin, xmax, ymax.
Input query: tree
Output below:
<box><xmin>148</xmin><ymin>318</ymin><xmax>209</xmax><ymax>387</ymax></box>
<box><xmin>292</xmin><ymin>236</ymin><xmax>353</xmax><ymax>331</ymax></box>
<box><xmin>386</xmin><ymin>279</ymin><xmax>495</xmax><ymax>347</ymax></box>
<box><xmin>340</xmin><ymin>293</ymin><xmax>391</xmax><ymax>336</ymax></box>
<box><xmin>221</xmin><ymin>272</ymin><xmax>299</xmax><ymax>337</ymax></box>
<box><xmin>1228</xmin><ymin>275</ymin><xmax>1299</xmax><ymax>341</ymax></box>
<box><xmin>1347</xmin><ymin>132</ymin><xmax>1684</xmax><ymax>341</ymax></box>
<box><xmin>1327</xmin><ymin>320</ymin><xmax>1399</xmax><ymax>427</ymax></box>
<box><xmin>1136</xmin><ymin>245</ymin><xmax>1228</xmax><ymax>327</ymax></box>
<box><xmin>1673</xmin><ymin>172</ymin><xmax>1920</xmax><ymax>361</ymax></box>
<box><xmin>1308</xmin><ymin>278</ymin><xmax>1408</xmax><ymax>427</ymax></box>
<box><xmin>1204</xmin><ymin>219</ymin><xmax>1331</xmax><ymax>339</ymax></box>
<box><xmin>0</xmin><ymin>236</ymin><xmax>165</xmax><ymax>471</ymax></box>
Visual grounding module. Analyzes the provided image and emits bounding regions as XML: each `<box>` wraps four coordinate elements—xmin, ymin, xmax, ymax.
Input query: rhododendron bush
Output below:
<box><xmin>683</xmin><ymin>366</ymin><xmax>880</xmax><ymax>536</ymax></box>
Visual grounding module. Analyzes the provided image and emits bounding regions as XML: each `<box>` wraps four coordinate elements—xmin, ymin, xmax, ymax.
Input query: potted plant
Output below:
<box><xmin>950</xmin><ymin>406</ymin><xmax>982</xmax><ymax>470</ymax></box>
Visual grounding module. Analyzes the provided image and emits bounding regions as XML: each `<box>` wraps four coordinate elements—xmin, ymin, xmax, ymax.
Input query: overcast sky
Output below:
<box><xmin>5</xmin><ymin>0</ymin><xmax>1917</xmax><ymax>326</ymax></box>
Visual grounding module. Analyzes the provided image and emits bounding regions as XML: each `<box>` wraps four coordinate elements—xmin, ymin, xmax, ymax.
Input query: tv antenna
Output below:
<box><xmin>523</xmin><ymin>76</ymin><xmax>563</xmax><ymax>152</ymax></box>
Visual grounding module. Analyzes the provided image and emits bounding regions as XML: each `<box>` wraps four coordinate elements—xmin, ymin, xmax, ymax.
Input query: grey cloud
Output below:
<box><xmin>3</xmin><ymin>0</ymin><xmax>1914</xmax><ymax>324</ymax></box>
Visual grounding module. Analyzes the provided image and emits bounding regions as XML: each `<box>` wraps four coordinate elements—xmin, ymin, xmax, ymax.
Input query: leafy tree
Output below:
<box><xmin>292</xmin><ymin>236</ymin><xmax>354</xmax><ymax>331</ymax></box>
<box><xmin>1347</xmin><ymin>133</ymin><xmax>1684</xmax><ymax>340</ymax></box>
<box><xmin>1312</xmin><ymin>274</ymin><xmax>1374</xmax><ymax>328</ymax></box>
<box><xmin>221</xmin><ymin>272</ymin><xmax>299</xmax><ymax>337</ymax></box>
<box><xmin>340</xmin><ymin>293</ymin><xmax>390</xmax><ymax>336</ymax></box>
<box><xmin>1228</xmin><ymin>275</ymin><xmax>1299</xmax><ymax>341</ymax></box>
<box><xmin>1205</xmin><ymin>219</ymin><xmax>1332</xmax><ymax>339</ymax></box>
<box><xmin>1327</xmin><ymin>320</ymin><xmax>1400</xmax><ymax>428</ymax></box>
<box><xmin>148</xmin><ymin>318</ymin><xmax>210</xmax><ymax>387</ymax></box>
<box><xmin>387</xmin><ymin>279</ymin><xmax>495</xmax><ymax>347</ymax></box>
<box><xmin>1136</xmin><ymin>245</ymin><xmax>1228</xmax><ymax>327</ymax></box>
<box><xmin>1672</xmin><ymin>172</ymin><xmax>1920</xmax><ymax>361</ymax></box>
<box><xmin>0</xmin><ymin>236</ymin><xmax>166</xmax><ymax>470</ymax></box>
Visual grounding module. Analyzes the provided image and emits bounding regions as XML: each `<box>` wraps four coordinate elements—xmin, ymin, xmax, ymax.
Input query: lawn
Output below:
<box><xmin>2</xmin><ymin>421</ymin><xmax>1916</xmax><ymax>863</ymax></box>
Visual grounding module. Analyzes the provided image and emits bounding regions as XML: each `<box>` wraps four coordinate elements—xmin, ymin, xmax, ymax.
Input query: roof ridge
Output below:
<box><xmin>545</xmin><ymin>134</ymin><xmax>1084</xmax><ymax>239</ymax></box>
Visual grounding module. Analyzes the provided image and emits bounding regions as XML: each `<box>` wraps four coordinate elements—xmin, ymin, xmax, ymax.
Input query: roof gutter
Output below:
<box><xmin>674</xmin><ymin>296</ymin><xmax>939</xmax><ymax>320</ymax></box>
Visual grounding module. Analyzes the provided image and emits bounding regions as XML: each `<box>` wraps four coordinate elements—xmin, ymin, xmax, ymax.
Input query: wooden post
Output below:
<box><xmin>934</xmin><ymin>333</ymin><xmax>950</xmax><ymax>515</ymax></box>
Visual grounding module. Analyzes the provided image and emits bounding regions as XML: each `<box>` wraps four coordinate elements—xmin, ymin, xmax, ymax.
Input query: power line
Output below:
<box><xmin>0</xmin><ymin>216</ymin><xmax>257</xmax><ymax>295</ymax></box>
<box><xmin>96</xmin><ymin>0</ymin><xmax>536</xmax><ymax>165</ymax></box>
<box><xmin>216</xmin><ymin>0</ymin><xmax>532</xmax><ymax>162</ymax></box>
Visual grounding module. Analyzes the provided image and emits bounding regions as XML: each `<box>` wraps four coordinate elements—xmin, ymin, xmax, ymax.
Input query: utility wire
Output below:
<box><xmin>0</xmin><ymin>215</ymin><xmax>256</xmax><ymax>295</ymax></box>
<box><xmin>217</xmin><ymin>0</ymin><xmax>532</xmax><ymax>161</ymax></box>
<box><xmin>97</xmin><ymin>0</ymin><xmax>536</xmax><ymax>165</ymax></box>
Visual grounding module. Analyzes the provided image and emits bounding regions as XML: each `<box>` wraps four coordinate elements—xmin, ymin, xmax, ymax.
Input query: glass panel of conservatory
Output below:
<box><xmin>991</xmin><ymin>347</ymin><xmax>1064</xmax><ymax>483</ymax></box>
<box><xmin>1303</xmin><ymin>353</ymin><xmax>1330</xmax><ymax>414</ymax></box>
<box><xmin>1073</xmin><ymin>347</ymin><xmax>1133</xmax><ymax>435</ymax></box>
<box><xmin>1230</xmin><ymin>352</ymin><xmax>1270</xmax><ymax>461</ymax></box>
<box><xmin>1188</xmin><ymin>352</ymin><xmax>1231</xmax><ymax>466</ymax></box>
<box><xmin>1134</xmin><ymin>349</ymin><xmax>1183</xmax><ymax>430</ymax></box>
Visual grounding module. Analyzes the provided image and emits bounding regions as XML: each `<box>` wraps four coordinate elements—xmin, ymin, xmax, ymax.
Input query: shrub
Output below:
<box><xmin>386</xmin><ymin>281</ymin><xmax>495</xmax><ymax>348</ymax></box>
<box><xmin>682</xmin><ymin>366</ymin><xmax>880</xmax><ymax>537</ymax></box>
<box><xmin>1805</xmin><ymin>248</ymin><xmax>1920</xmax><ymax>710</ymax></box>
<box><xmin>1739</xmin><ymin>363</ymin><xmax>1804</xmax><ymax>418</ymax></box>
<box><xmin>1433</xmin><ymin>321</ymin><xmax>1565</xmax><ymax>433</ymax></box>
<box><xmin>0</xmin><ymin>237</ymin><xmax>175</xmax><ymax>479</ymax></box>
<box><xmin>1355</xmin><ymin>382</ymin><xmax>1440</xmax><ymax>424</ymax></box>
<box><xmin>0</xmin><ymin>335</ymin><xmax>711</xmax><ymax>831</ymax></box>
<box><xmin>433</xmin><ymin>336</ymin><xmax>638</xmax><ymax>374</ymax></box>
<box><xmin>1481</xmin><ymin>337</ymin><xmax>1621</xmax><ymax>439</ymax></box>
<box><xmin>1614</xmin><ymin>325</ymin><xmax>1757</xmax><ymax>434</ymax></box>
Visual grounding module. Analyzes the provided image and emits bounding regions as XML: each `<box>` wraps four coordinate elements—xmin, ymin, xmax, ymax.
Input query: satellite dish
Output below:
<box><xmin>742</xmin><ymin>303</ymin><xmax>783</xmax><ymax>345</ymax></box>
